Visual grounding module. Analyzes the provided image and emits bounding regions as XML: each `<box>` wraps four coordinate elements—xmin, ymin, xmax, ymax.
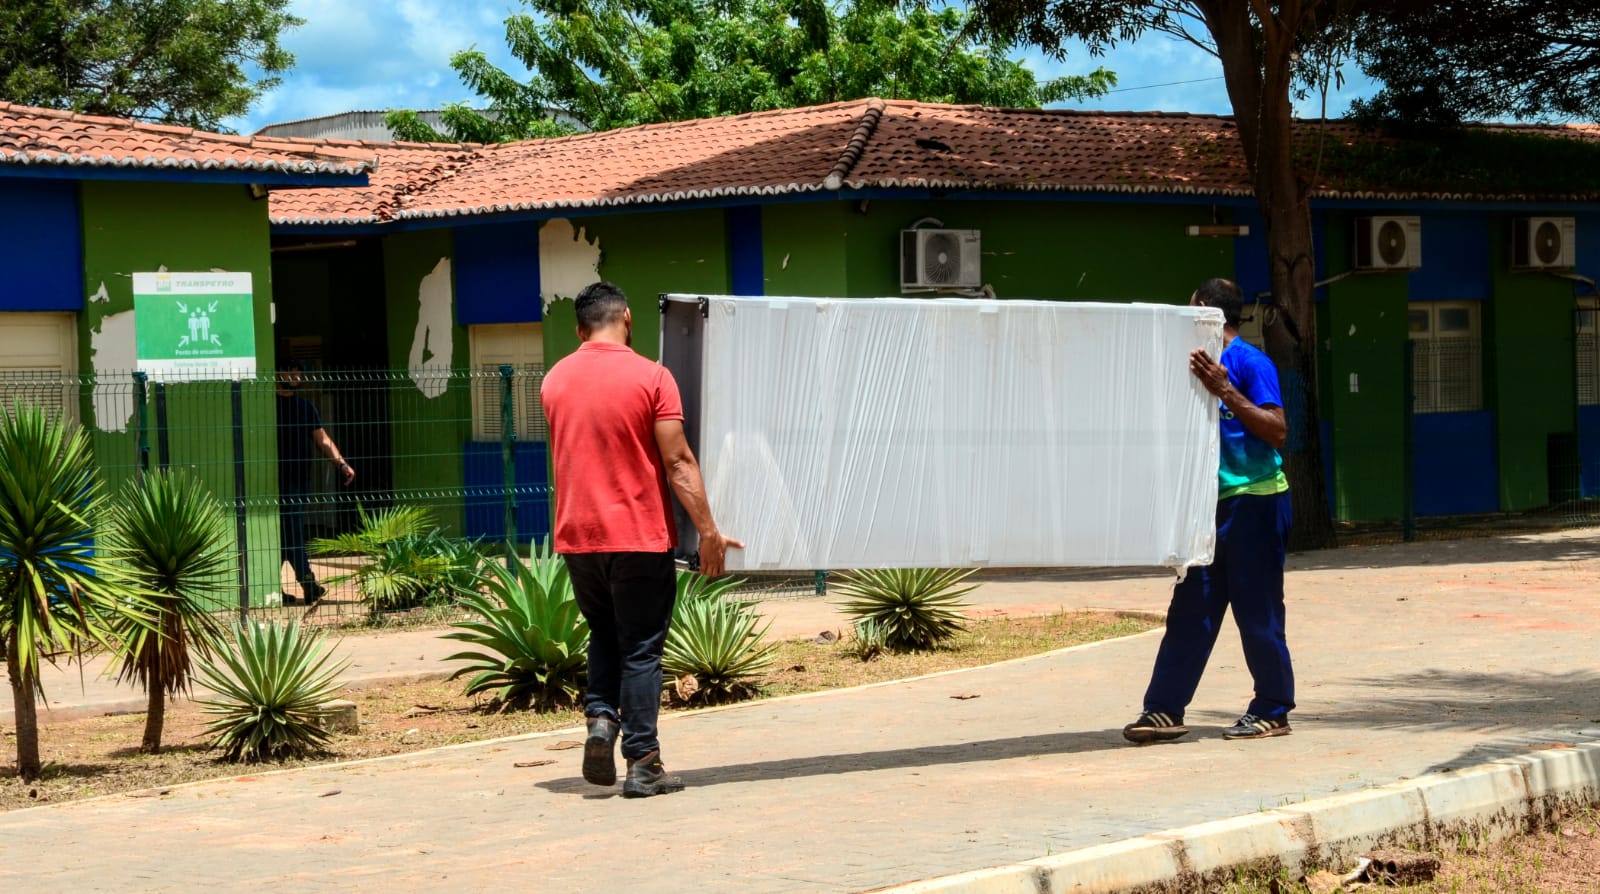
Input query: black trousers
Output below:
<box><xmin>563</xmin><ymin>551</ymin><xmax>677</xmax><ymax>761</ymax></box>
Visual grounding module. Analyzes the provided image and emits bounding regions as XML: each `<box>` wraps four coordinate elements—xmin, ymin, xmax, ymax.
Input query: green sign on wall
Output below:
<box><xmin>133</xmin><ymin>272</ymin><xmax>256</xmax><ymax>380</ymax></box>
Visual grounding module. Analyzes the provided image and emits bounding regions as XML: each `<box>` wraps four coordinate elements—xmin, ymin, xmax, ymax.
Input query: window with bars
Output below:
<box><xmin>1408</xmin><ymin>302</ymin><xmax>1483</xmax><ymax>414</ymax></box>
<box><xmin>0</xmin><ymin>312</ymin><xmax>79</xmax><ymax>423</ymax></box>
<box><xmin>1578</xmin><ymin>299</ymin><xmax>1599</xmax><ymax>407</ymax></box>
<box><xmin>469</xmin><ymin>323</ymin><xmax>547</xmax><ymax>442</ymax></box>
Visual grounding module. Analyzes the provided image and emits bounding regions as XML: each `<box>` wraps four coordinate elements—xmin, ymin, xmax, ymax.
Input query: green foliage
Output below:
<box><xmin>0</xmin><ymin>403</ymin><xmax>138</xmax><ymax>681</ymax></box>
<box><xmin>104</xmin><ymin>469</ymin><xmax>233</xmax><ymax>751</ymax></box>
<box><xmin>195</xmin><ymin>620</ymin><xmax>348</xmax><ymax>762</ymax></box>
<box><xmin>442</xmin><ymin>546</ymin><xmax>590</xmax><ymax>710</ymax></box>
<box><xmin>1351</xmin><ymin>2</ymin><xmax>1600</xmax><ymax>126</ymax></box>
<box><xmin>663</xmin><ymin>572</ymin><xmax>775</xmax><ymax>704</ymax></box>
<box><xmin>843</xmin><ymin>618</ymin><xmax>888</xmax><ymax>662</ymax></box>
<box><xmin>833</xmin><ymin>568</ymin><xmax>976</xmax><ymax>652</ymax></box>
<box><xmin>310</xmin><ymin>505</ymin><xmax>482</xmax><ymax>612</ymax></box>
<box><xmin>1298</xmin><ymin>126</ymin><xmax>1600</xmax><ymax>197</ymax></box>
<box><xmin>0</xmin><ymin>0</ymin><xmax>302</xmax><ymax>130</ymax></box>
<box><xmin>386</xmin><ymin>0</ymin><xmax>1115</xmax><ymax>142</ymax></box>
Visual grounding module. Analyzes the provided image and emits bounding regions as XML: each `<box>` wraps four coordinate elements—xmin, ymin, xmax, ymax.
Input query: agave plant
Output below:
<box><xmin>662</xmin><ymin>572</ymin><xmax>775</xmax><ymax>705</ymax></box>
<box><xmin>442</xmin><ymin>546</ymin><xmax>589</xmax><ymax>710</ymax></box>
<box><xmin>194</xmin><ymin>620</ymin><xmax>349</xmax><ymax>762</ymax></box>
<box><xmin>105</xmin><ymin>469</ymin><xmax>233</xmax><ymax>753</ymax></box>
<box><xmin>311</xmin><ymin>504</ymin><xmax>480</xmax><ymax>611</ymax></box>
<box><xmin>0</xmin><ymin>402</ymin><xmax>147</xmax><ymax>780</ymax></box>
<box><xmin>843</xmin><ymin>618</ymin><xmax>889</xmax><ymax>662</ymax></box>
<box><xmin>832</xmin><ymin>567</ymin><xmax>977</xmax><ymax>652</ymax></box>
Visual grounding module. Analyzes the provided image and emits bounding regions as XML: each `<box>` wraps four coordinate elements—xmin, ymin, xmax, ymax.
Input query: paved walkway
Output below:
<box><xmin>3</xmin><ymin>529</ymin><xmax>1600</xmax><ymax>892</ymax></box>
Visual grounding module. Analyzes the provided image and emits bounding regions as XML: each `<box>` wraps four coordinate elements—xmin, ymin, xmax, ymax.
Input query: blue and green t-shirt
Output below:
<box><xmin>1217</xmin><ymin>338</ymin><xmax>1290</xmax><ymax>500</ymax></box>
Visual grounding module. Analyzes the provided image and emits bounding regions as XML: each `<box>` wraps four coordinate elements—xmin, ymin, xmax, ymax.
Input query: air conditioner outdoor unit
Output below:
<box><xmin>1354</xmin><ymin>216</ymin><xmax>1422</xmax><ymax>271</ymax></box>
<box><xmin>900</xmin><ymin>228</ymin><xmax>982</xmax><ymax>290</ymax></box>
<box><xmin>1513</xmin><ymin>216</ymin><xmax>1576</xmax><ymax>269</ymax></box>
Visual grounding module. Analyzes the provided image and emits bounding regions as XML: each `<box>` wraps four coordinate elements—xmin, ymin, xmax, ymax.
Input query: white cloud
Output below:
<box><xmin>228</xmin><ymin>0</ymin><xmax>525</xmax><ymax>133</ymax></box>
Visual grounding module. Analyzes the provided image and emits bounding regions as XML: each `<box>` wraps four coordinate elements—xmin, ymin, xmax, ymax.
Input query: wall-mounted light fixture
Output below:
<box><xmin>1186</xmin><ymin>224</ymin><xmax>1249</xmax><ymax>237</ymax></box>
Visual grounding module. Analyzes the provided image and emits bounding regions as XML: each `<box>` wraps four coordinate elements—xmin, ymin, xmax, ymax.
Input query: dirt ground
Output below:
<box><xmin>1234</xmin><ymin>808</ymin><xmax>1600</xmax><ymax>894</ymax></box>
<box><xmin>0</xmin><ymin>611</ymin><xmax>1152</xmax><ymax>811</ymax></box>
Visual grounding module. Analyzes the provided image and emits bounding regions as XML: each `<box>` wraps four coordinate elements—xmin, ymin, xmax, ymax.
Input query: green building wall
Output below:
<box><xmin>762</xmin><ymin>200</ymin><xmax>1232</xmax><ymax>302</ymax></box>
<box><xmin>78</xmin><ymin>181</ymin><xmax>280</xmax><ymax>607</ymax></box>
<box><xmin>1490</xmin><ymin>235</ymin><xmax>1578</xmax><ymax>510</ymax></box>
<box><xmin>381</xmin><ymin>228</ymin><xmax>469</xmax><ymax>534</ymax></box>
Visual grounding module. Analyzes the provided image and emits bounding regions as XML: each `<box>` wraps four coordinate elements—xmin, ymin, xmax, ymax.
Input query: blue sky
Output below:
<box><xmin>227</xmin><ymin>1</ymin><xmax>1380</xmax><ymax>134</ymax></box>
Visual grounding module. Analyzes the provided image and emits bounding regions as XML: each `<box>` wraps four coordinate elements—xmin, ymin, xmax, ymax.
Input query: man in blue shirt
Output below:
<box><xmin>1124</xmin><ymin>278</ymin><xmax>1296</xmax><ymax>743</ymax></box>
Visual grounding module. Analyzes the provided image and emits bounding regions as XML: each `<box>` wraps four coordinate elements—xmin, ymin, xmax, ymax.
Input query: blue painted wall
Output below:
<box><xmin>727</xmin><ymin>206</ymin><xmax>763</xmax><ymax>295</ymax></box>
<box><xmin>455</xmin><ymin>221</ymin><xmax>541</xmax><ymax>325</ymax></box>
<box><xmin>1410</xmin><ymin>213</ymin><xmax>1491</xmax><ymax>300</ymax></box>
<box><xmin>463</xmin><ymin>442</ymin><xmax>551</xmax><ymax>543</ymax></box>
<box><xmin>0</xmin><ymin>179</ymin><xmax>82</xmax><ymax>311</ymax></box>
<box><xmin>1414</xmin><ymin>412</ymin><xmax>1499</xmax><ymax>514</ymax></box>
<box><xmin>1406</xmin><ymin>212</ymin><xmax>1496</xmax><ymax>515</ymax></box>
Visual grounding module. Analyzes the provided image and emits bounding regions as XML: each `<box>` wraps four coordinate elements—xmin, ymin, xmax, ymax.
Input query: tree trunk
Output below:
<box><xmin>141</xmin><ymin>680</ymin><xmax>165</xmax><ymax>754</ymax></box>
<box><xmin>1204</xmin><ymin>0</ymin><xmax>1339</xmax><ymax>550</ymax></box>
<box><xmin>6</xmin><ymin>631</ymin><xmax>41</xmax><ymax>782</ymax></box>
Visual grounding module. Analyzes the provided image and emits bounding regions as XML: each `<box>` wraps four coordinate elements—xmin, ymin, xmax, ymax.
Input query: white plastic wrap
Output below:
<box><xmin>661</xmin><ymin>295</ymin><xmax>1223</xmax><ymax>572</ymax></box>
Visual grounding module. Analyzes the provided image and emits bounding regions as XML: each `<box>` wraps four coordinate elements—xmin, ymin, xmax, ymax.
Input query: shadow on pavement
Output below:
<box><xmin>536</xmin><ymin>728</ymin><xmax>1192</xmax><ymax>795</ymax></box>
<box><xmin>1314</xmin><ymin>668</ymin><xmax>1600</xmax><ymax>770</ymax></box>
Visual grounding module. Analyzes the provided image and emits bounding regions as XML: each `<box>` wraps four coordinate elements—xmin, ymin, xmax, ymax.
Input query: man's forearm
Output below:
<box><xmin>666</xmin><ymin>456</ymin><xmax>718</xmax><ymax>538</ymax></box>
<box><xmin>1219</xmin><ymin>386</ymin><xmax>1287</xmax><ymax>448</ymax></box>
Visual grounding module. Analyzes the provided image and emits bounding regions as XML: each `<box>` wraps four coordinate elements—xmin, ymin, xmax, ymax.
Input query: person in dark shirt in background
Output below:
<box><xmin>275</xmin><ymin>360</ymin><xmax>354</xmax><ymax>606</ymax></box>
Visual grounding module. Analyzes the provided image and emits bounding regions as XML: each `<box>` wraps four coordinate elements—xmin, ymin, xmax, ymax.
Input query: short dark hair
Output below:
<box><xmin>1193</xmin><ymin>277</ymin><xmax>1243</xmax><ymax>329</ymax></box>
<box><xmin>574</xmin><ymin>281</ymin><xmax>628</xmax><ymax>332</ymax></box>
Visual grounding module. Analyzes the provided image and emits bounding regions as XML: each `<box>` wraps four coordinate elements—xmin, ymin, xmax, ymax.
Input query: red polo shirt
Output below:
<box><xmin>540</xmin><ymin>341</ymin><xmax>684</xmax><ymax>553</ymax></box>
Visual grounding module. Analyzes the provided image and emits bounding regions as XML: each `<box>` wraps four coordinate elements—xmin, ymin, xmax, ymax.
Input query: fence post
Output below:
<box><xmin>132</xmin><ymin>371</ymin><xmax>149</xmax><ymax>477</ymax></box>
<box><xmin>499</xmin><ymin>364</ymin><xmax>518</xmax><ymax>569</ymax></box>
<box><xmin>231</xmin><ymin>379</ymin><xmax>251</xmax><ymax>620</ymax></box>
<box><xmin>1402</xmin><ymin>339</ymin><xmax>1416</xmax><ymax>543</ymax></box>
<box><xmin>154</xmin><ymin>381</ymin><xmax>170</xmax><ymax>470</ymax></box>
<box><xmin>814</xmin><ymin>570</ymin><xmax>828</xmax><ymax>596</ymax></box>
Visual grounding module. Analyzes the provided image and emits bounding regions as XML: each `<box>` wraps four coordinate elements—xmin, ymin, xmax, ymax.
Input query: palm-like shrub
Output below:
<box><xmin>663</xmin><ymin>572</ymin><xmax>774</xmax><ymax>705</ymax></box>
<box><xmin>105</xmin><ymin>469</ymin><xmax>233</xmax><ymax>753</ymax></box>
<box><xmin>311</xmin><ymin>504</ymin><xmax>480</xmax><ymax>611</ymax></box>
<box><xmin>0</xmin><ymin>402</ymin><xmax>146</xmax><ymax>780</ymax></box>
<box><xmin>195</xmin><ymin>620</ymin><xmax>349</xmax><ymax>762</ymax></box>
<box><xmin>442</xmin><ymin>546</ymin><xmax>589</xmax><ymax>710</ymax></box>
<box><xmin>833</xmin><ymin>568</ymin><xmax>977</xmax><ymax>652</ymax></box>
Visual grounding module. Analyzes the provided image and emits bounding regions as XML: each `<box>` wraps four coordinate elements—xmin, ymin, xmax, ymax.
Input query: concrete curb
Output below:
<box><xmin>878</xmin><ymin>742</ymin><xmax>1600</xmax><ymax>894</ymax></box>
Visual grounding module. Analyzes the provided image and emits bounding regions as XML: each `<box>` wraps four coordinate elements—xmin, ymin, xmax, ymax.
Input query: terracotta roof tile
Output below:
<box><xmin>0</xmin><ymin>101</ymin><xmax>375</xmax><ymax>177</ymax></box>
<box><xmin>264</xmin><ymin>99</ymin><xmax>1600</xmax><ymax>227</ymax></box>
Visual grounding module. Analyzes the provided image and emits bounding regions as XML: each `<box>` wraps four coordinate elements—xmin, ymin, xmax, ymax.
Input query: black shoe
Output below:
<box><xmin>1223</xmin><ymin>713</ymin><xmax>1292</xmax><ymax>740</ymax></box>
<box><xmin>281</xmin><ymin>593</ymin><xmax>301</xmax><ymax>607</ymax></box>
<box><xmin>582</xmin><ymin>715</ymin><xmax>619</xmax><ymax>786</ymax></box>
<box><xmin>622</xmin><ymin>751</ymin><xmax>684</xmax><ymax>798</ymax></box>
<box><xmin>303</xmin><ymin>582</ymin><xmax>326</xmax><ymax>605</ymax></box>
<box><xmin>1122</xmin><ymin>711</ymin><xmax>1188</xmax><ymax>743</ymax></box>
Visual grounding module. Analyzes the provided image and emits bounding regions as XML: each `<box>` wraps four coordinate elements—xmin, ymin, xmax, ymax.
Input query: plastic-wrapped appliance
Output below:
<box><xmin>659</xmin><ymin>294</ymin><xmax>1223</xmax><ymax>573</ymax></box>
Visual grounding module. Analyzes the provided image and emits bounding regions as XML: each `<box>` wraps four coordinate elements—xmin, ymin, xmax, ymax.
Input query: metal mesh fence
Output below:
<box><xmin>0</xmin><ymin>367</ymin><xmax>820</xmax><ymax>630</ymax></box>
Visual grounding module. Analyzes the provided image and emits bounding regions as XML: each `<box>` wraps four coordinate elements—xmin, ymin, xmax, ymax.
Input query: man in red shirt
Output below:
<box><xmin>540</xmin><ymin>281</ymin><xmax>742</xmax><ymax>798</ymax></box>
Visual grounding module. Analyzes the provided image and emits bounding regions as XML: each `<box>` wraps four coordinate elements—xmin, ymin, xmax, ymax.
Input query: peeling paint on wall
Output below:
<box><xmin>408</xmin><ymin>256</ymin><xmax>453</xmax><ymax>398</ymax></box>
<box><xmin>89</xmin><ymin>309</ymin><xmax>136</xmax><ymax>431</ymax></box>
<box><xmin>89</xmin><ymin>281</ymin><xmax>109</xmax><ymax>303</ymax></box>
<box><xmin>539</xmin><ymin>218</ymin><xmax>601</xmax><ymax>315</ymax></box>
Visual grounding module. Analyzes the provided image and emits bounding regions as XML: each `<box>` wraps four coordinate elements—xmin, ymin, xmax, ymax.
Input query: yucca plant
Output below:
<box><xmin>105</xmin><ymin>469</ymin><xmax>233</xmax><ymax>753</ymax></box>
<box><xmin>0</xmin><ymin>402</ymin><xmax>148</xmax><ymax>781</ymax></box>
<box><xmin>195</xmin><ymin>620</ymin><xmax>349</xmax><ymax>762</ymax></box>
<box><xmin>844</xmin><ymin>618</ymin><xmax>889</xmax><ymax>662</ymax></box>
<box><xmin>311</xmin><ymin>504</ymin><xmax>479</xmax><ymax>611</ymax></box>
<box><xmin>442</xmin><ymin>547</ymin><xmax>589</xmax><ymax>710</ymax></box>
<box><xmin>832</xmin><ymin>567</ymin><xmax>977</xmax><ymax>652</ymax></box>
<box><xmin>663</xmin><ymin>571</ymin><xmax>775</xmax><ymax>704</ymax></box>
